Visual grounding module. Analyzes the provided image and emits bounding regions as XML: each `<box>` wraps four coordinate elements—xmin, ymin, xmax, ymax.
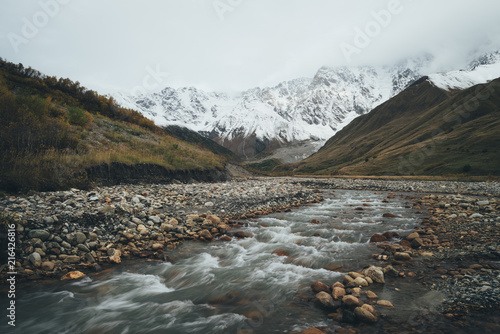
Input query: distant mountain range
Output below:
<box><xmin>115</xmin><ymin>51</ymin><xmax>500</xmax><ymax>161</ymax></box>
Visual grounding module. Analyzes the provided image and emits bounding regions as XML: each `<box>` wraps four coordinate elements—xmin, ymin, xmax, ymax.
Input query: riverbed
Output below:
<box><xmin>3</xmin><ymin>189</ymin><xmax>423</xmax><ymax>333</ymax></box>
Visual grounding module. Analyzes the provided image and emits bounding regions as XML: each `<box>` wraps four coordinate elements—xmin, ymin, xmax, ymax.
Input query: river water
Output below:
<box><xmin>4</xmin><ymin>189</ymin><xmax>424</xmax><ymax>334</ymax></box>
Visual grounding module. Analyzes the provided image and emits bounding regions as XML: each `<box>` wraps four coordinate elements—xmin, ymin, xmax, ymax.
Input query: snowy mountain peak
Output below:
<box><xmin>428</xmin><ymin>50</ymin><xmax>500</xmax><ymax>91</ymax></box>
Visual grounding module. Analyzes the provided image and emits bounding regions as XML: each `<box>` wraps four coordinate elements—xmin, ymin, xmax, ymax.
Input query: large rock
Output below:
<box><xmin>41</xmin><ymin>261</ymin><xmax>55</xmax><ymax>271</ymax></box>
<box><xmin>28</xmin><ymin>252</ymin><xmax>42</xmax><ymax>267</ymax></box>
<box><xmin>311</xmin><ymin>281</ymin><xmax>331</xmax><ymax>294</ymax></box>
<box><xmin>199</xmin><ymin>229</ymin><xmax>213</xmax><ymax>240</ymax></box>
<box><xmin>342</xmin><ymin>295</ymin><xmax>362</xmax><ymax>308</ymax></box>
<box><xmin>370</xmin><ymin>233</ymin><xmax>387</xmax><ymax>242</ymax></box>
<box><xmin>364</xmin><ymin>266</ymin><xmax>385</xmax><ymax>284</ymax></box>
<box><xmin>272</xmin><ymin>249</ymin><xmax>289</xmax><ymax>257</ymax></box>
<box><xmin>354</xmin><ymin>306</ymin><xmax>378</xmax><ymax>323</ymax></box>
<box><xmin>343</xmin><ymin>275</ymin><xmax>355</xmax><ymax>284</ymax></box>
<box><xmin>149</xmin><ymin>215</ymin><xmax>161</xmax><ymax>224</ymax></box>
<box><xmin>29</xmin><ymin>229</ymin><xmax>50</xmax><ymax>241</ymax></box>
<box><xmin>64</xmin><ymin>255</ymin><xmax>81</xmax><ymax>264</ymax></box>
<box><xmin>383</xmin><ymin>265</ymin><xmax>399</xmax><ymax>277</ymax></box>
<box><xmin>394</xmin><ymin>252</ymin><xmax>412</xmax><ymax>261</ymax></box>
<box><xmin>61</xmin><ymin>271</ymin><xmax>86</xmax><ymax>280</ymax></box>
<box><xmin>332</xmin><ymin>287</ymin><xmax>346</xmax><ymax>300</ymax></box>
<box><xmin>75</xmin><ymin>232</ymin><xmax>86</xmax><ymax>244</ymax></box>
<box><xmin>377</xmin><ymin>300</ymin><xmax>394</xmax><ymax>308</ymax></box>
<box><xmin>109</xmin><ymin>249</ymin><xmax>121</xmax><ymax>264</ymax></box>
<box><xmin>233</xmin><ymin>231</ymin><xmax>253</xmax><ymax>239</ymax></box>
<box><xmin>406</xmin><ymin>232</ymin><xmax>419</xmax><ymax>241</ymax></box>
<box><xmin>315</xmin><ymin>291</ymin><xmax>337</xmax><ymax>309</ymax></box>
<box><xmin>206</xmin><ymin>215</ymin><xmax>221</xmax><ymax>225</ymax></box>
<box><xmin>383</xmin><ymin>213</ymin><xmax>399</xmax><ymax>218</ymax></box>
<box><xmin>411</xmin><ymin>238</ymin><xmax>424</xmax><ymax>249</ymax></box>
<box><xmin>160</xmin><ymin>223</ymin><xmax>173</xmax><ymax>232</ymax></box>
<box><xmin>354</xmin><ymin>277</ymin><xmax>369</xmax><ymax>287</ymax></box>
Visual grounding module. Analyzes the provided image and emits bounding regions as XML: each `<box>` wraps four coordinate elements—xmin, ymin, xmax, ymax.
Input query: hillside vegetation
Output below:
<box><xmin>0</xmin><ymin>59</ymin><xmax>227</xmax><ymax>192</ymax></box>
<box><xmin>279</xmin><ymin>77</ymin><xmax>500</xmax><ymax>176</ymax></box>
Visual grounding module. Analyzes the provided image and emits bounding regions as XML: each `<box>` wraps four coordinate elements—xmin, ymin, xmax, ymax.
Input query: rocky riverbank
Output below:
<box><xmin>0</xmin><ymin>178</ymin><xmax>321</xmax><ymax>281</ymax></box>
<box><xmin>293</xmin><ymin>177</ymin><xmax>500</xmax><ymax>197</ymax></box>
<box><xmin>299</xmin><ymin>181</ymin><xmax>500</xmax><ymax>334</ymax></box>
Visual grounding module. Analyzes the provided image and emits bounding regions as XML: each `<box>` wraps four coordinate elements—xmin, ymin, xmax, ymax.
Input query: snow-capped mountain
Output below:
<box><xmin>114</xmin><ymin>52</ymin><xmax>500</xmax><ymax>160</ymax></box>
<box><xmin>428</xmin><ymin>51</ymin><xmax>500</xmax><ymax>90</ymax></box>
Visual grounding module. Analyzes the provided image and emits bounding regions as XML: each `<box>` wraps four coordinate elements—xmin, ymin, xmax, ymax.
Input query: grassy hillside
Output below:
<box><xmin>282</xmin><ymin>77</ymin><xmax>500</xmax><ymax>176</ymax></box>
<box><xmin>163</xmin><ymin>125</ymin><xmax>237</xmax><ymax>161</ymax></box>
<box><xmin>0</xmin><ymin>59</ymin><xmax>227</xmax><ymax>192</ymax></box>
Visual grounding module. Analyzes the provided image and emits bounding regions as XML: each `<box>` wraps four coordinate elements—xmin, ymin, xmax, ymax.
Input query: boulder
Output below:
<box><xmin>233</xmin><ymin>231</ymin><xmax>253</xmax><ymax>239</ymax></box>
<box><xmin>28</xmin><ymin>229</ymin><xmax>50</xmax><ymax>241</ymax></box>
<box><xmin>75</xmin><ymin>232</ymin><xmax>86</xmax><ymax>244</ymax></box>
<box><xmin>109</xmin><ymin>249</ymin><xmax>121</xmax><ymax>264</ymax></box>
<box><xmin>272</xmin><ymin>249</ymin><xmax>289</xmax><ymax>257</ymax></box>
<box><xmin>411</xmin><ymin>238</ymin><xmax>424</xmax><ymax>249</ymax></box>
<box><xmin>315</xmin><ymin>291</ymin><xmax>337</xmax><ymax>309</ymax></box>
<box><xmin>152</xmin><ymin>243</ymin><xmax>163</xmax><ymax>250</ymax></box>
<box><xmin>354</xmin><ymin>277</ymin><xmax>369</xmax><ymax>287</ymax></box>
<box><xmin>149</xmin><ymin>215</ymin><xmax>161</xmax><ymax>224</ymax></box>
<box><xmin>394</xmin><ymin>252</ymin><xmax>412</xmax><ymax>261</ymax></box>
<box><xmin>64</xmin><ymin>255</ymin><xmax>81</xmax><ymax>264</ymax></box>
<box><xmin>332</xmin><ymin>282</ymin><xmax>344</xmax><ymax>288</ymax></box>
<box><xmin>361</xmin><ymin>304</ymin><xmax>376</xmax><ymax>314</ymax></box>
<box><xmin>406</xmin><ymin>232</ymin><xmax>419</xmax><ymax>241</ymax></box>
<box><xmin>28</xmin><ymin>252</ymin><xmax>42</xmax><ymax>267</ymax></box>
<box><xmin>370</xmin><ymin>233</ymin><xmax>387</xmax><ymax>243</ymax></box>
<box><xmin>41</xmin><ymin>261</ymin><xmax>55</xmax><ymax>271</ymax></box>
<box><xmin>61</xmin><ymin>271</ymin><xmax>86</xmax><ymax>280</ymax></box>
<box><xmin>332</xmin><ymin>287</ymin><xmax>346</xmax><ymax>300</ymax></box>
<box><xmin>343</xmin><ymin>275</ymin><xmax>355</xmax><ymax>284</ymax></box>
<box><xmin>199</xmin><ymin>229</ymin><xmax>213</xmax><ymax>240</ymax></box>
<box><xmin>365</xmin><ymin>290</ymin><xmax>378</xmax><ymax>299</ymax></box>
<box><xmin>342</xmin><ymin>295</ymin><xmax>362</xmax><ymax>308</ymax></box>
<box><xmin>311</xmin><ymin>281</ymin><xmax>331</xmax><ymax>294</ymax></box>
<box><xmin>348</xmin><ymin>272</ymin><xmax>364</xmax><ymax>279</ymax></box>
<box><xmin>354</xmin><ymin>306</ymin><xmax>378</xmax><ymax>323</ymax></box>
<box><xmin>206</xmin><ymin>215</ymin><xmax>221</xmax><ymax>224</ymax></box>
<box><xmin>377</xmin><ymin>300</ymin><xmax>394</xmax><ymax>308</ymax></box>
<box><xmin>383</xmin><ymin>265</ymin><xmax>399</xmax><ymax>277</ymax></box>
<box><xmin>364</xmin><ymin>266</ymin><xmax>385</xmax><ymax>284</ymax></box>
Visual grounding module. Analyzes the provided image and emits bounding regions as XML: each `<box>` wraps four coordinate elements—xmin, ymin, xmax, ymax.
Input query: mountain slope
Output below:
<box><xmin>115</xmin><ymin>58</ymin><xmax>430</xmax><ymax>158</ymax></box>
<box><xmin>0</xmin><ymin>59</ymin><xmax>229</xmax><ymax>192</ymax></box>
<box><xmin>283</xmin><ymin>77</ymin><xmax>500</xmax><ymax>176</ymax></box>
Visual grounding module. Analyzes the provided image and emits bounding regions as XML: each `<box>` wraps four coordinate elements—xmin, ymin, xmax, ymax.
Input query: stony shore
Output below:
<box><xmin>0</xmin><ymin>178</ymin><xmax>321</xmax><ymax>281</ymax></box>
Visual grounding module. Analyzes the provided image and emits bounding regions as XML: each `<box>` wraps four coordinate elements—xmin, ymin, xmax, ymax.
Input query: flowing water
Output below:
<box><xmin>3</xmin><ymin>190</ymin><xmax>426</xmax><ymax>334</ymax></box>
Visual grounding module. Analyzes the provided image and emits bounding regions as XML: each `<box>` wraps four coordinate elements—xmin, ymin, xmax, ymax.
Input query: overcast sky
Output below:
<box><xmin>1</xmin><ymin>0</ymin><xmax>500</xmax><ymax>94</ymax></box>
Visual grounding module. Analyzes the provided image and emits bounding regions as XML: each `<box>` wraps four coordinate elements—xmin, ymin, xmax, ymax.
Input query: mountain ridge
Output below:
<box><xmin>114</xmin><ymin>51</ymin><xmax>500</xmax><ymax>160</ymax></box>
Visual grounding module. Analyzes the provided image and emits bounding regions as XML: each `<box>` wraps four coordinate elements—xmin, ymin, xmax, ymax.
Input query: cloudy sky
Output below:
<box><xmin>1</xmin><ymin>0</ymin><xmax>500</xmax><ymax>94</ymax></box>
